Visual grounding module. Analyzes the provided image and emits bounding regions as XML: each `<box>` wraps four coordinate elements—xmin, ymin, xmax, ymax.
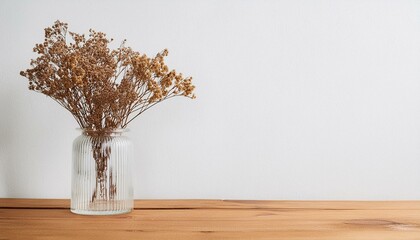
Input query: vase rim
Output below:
<box><xmin>77</xmin><ymin>128</ymin><xmax>129</xmax><ymax>134</ymax></box>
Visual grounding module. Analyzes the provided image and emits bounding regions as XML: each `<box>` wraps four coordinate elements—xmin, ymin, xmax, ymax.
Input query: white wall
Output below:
<box><xmin>1</xmin><ymin>0</ymin><xmax>420</xmax><ymax>200</ymax></box>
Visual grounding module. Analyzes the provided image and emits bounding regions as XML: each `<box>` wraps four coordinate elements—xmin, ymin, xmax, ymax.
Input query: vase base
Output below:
<box><xmin>70</xmin><ymin>199</ymin><xmax>134</xmax><ymax>215</ymax></box>
<box><xmin>71</xmin><ymin>208</ymin><xmax>132</xmax><ymax>215</ymax></box>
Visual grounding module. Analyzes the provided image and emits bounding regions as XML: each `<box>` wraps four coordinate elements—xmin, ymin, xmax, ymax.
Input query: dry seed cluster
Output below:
<box><xmin>20</xmin><ymin>21</ymin><xmax>195</xmax><ymax>132</ymax></box>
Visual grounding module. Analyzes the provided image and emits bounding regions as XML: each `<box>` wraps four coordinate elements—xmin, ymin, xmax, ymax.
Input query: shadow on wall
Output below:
<box><xmin>0</xmin><ymin>79</ymin><xmax>13</xmax><ymax>196</ymax></box>
<box><xmin>0</xmin><ymin>79</ymin><xmax>26</xmax><ymax>197</ymax></box>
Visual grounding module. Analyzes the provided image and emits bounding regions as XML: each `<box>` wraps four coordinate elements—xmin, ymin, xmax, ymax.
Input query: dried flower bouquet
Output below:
<box><xmin>21</xmin><ymin>21</ymin><xmax>195</xmax><ymax>132</ymax></box>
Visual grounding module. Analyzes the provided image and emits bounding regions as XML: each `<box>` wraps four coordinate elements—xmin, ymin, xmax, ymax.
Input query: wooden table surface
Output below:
<box><xmin>1</xmin><ymin>199</ymin><xmax>420</xmax><ymax>239</ymax></box>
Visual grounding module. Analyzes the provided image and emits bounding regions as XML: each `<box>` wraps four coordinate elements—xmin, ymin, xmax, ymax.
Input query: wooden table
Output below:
<box><xmin>1</xmin><ymin>199</ymin><xmax>420</xmax><ymax>239</ymax></box>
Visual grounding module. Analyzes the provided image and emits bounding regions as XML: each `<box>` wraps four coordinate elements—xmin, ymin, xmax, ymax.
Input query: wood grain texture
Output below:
<box><xmin>1</xmin><ymin>199</ymin><xmax>420</xmax><ymax>239</ymax></box>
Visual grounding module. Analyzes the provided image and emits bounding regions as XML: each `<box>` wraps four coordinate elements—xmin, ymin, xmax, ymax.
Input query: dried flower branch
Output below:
<box><xmin>20</xmin><ymin>20</ymin><xmax>195</xmax><ymax>132</ymax></box>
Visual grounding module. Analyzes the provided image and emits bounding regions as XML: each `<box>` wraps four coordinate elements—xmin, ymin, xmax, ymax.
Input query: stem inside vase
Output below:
<box><xmin>91</xmin><ymin>136</ymin><xmax>116</xmax><ymax>203</ymax></box>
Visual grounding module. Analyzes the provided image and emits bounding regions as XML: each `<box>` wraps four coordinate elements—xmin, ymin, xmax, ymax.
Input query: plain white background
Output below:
<box><xmin>1</xmin><ymin>0</ymin><xmax>420</xmax><ymax>200</ymax></box>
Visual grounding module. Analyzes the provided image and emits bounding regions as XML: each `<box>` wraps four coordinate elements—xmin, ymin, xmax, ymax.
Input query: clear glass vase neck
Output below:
<box><xmin>78</xmin><ymin>128</ymin><xmax>129</xmax><ymax>137</ymax></box>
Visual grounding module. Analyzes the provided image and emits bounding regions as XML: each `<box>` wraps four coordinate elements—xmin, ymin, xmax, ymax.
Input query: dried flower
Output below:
<box><xmin>20</xmin><ymin>20</ymin><xmax>195</xmax><ymax>132</ymax></box>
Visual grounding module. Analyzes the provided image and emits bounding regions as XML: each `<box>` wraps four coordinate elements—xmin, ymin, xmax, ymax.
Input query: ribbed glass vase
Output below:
<box><xmin>71</xmin><ymin>129</ymin><xmax>133</xmax><ymax>215</ymax></box>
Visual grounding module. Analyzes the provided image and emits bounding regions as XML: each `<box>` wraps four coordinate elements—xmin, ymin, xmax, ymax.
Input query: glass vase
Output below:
<box><xmin>71</xmin><ymin>129</ymin><xmax>133</xmax><ymax>215</ymax></box>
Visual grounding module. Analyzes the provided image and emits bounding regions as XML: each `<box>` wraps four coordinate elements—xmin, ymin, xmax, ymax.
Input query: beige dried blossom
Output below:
<box><xmin>20</xmin><ymin>20</ymin><xmax>196</xmax><ymax>132</ymax></box>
